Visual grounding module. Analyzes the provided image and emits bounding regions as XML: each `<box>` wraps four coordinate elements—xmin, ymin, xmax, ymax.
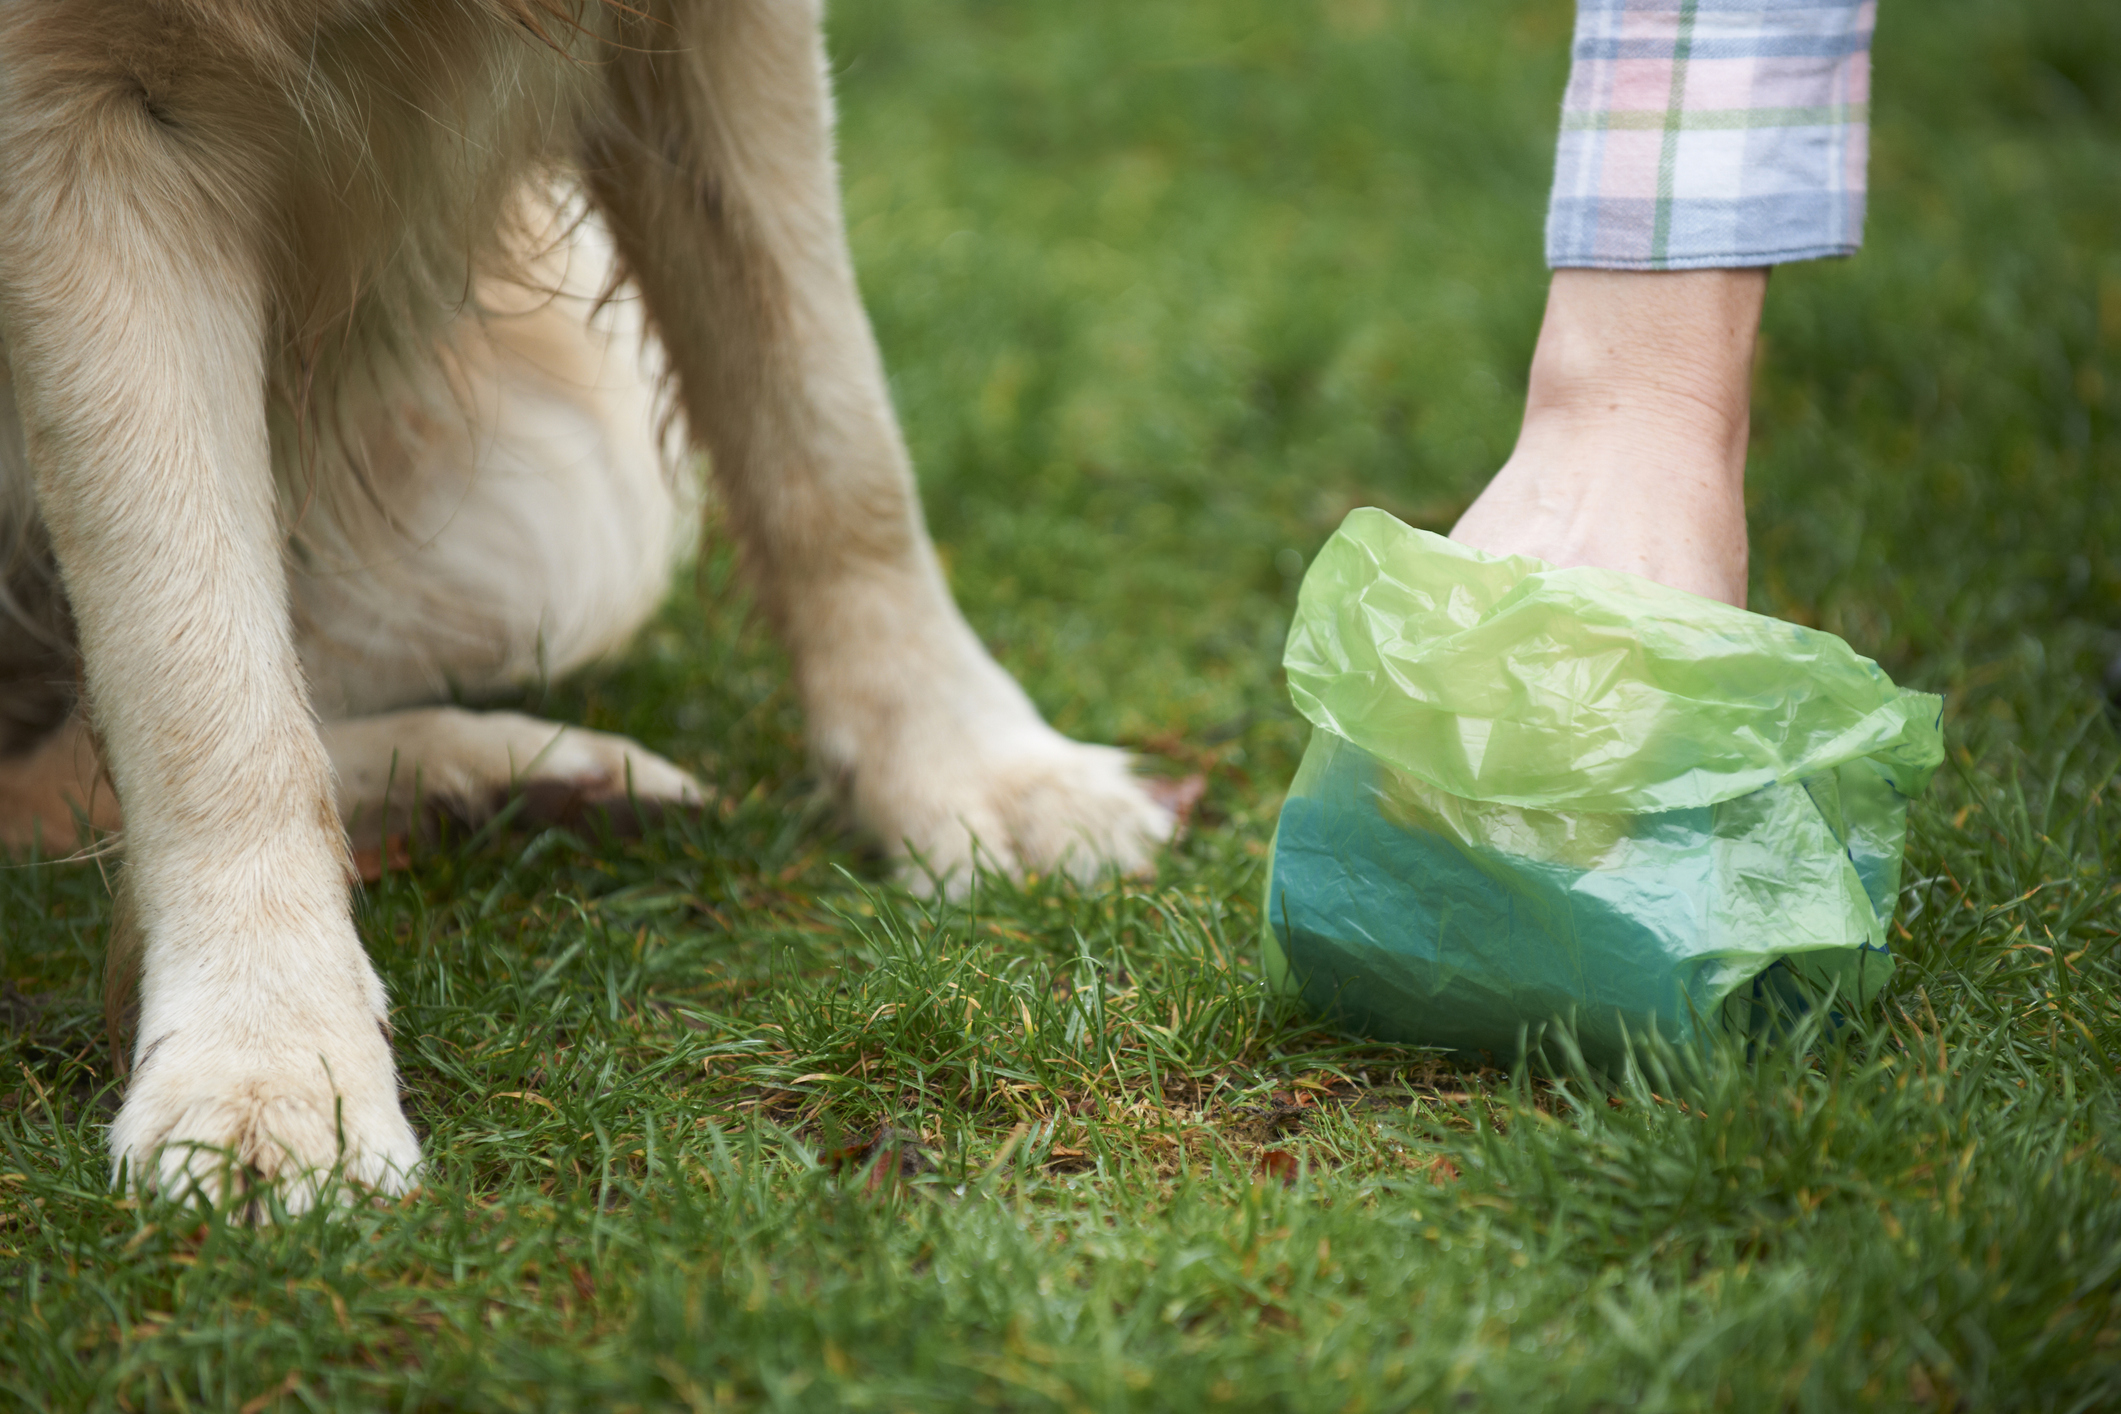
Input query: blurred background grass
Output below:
<box><xmin>830</xmin><ymin>0</ymin><xmax>2119</xmax><ymax>764</ymax></box>
<box><xmin>3</xmin><ymin>0</ymin><xmax>2118</xmax><ymax>1408</ymax></box>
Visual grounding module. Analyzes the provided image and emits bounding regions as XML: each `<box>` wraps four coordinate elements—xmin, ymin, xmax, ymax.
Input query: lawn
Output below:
<box><xmin>4</xmin><ymin>0</ymin><xmax>2119</xmax><ymax>1408</ymax></box>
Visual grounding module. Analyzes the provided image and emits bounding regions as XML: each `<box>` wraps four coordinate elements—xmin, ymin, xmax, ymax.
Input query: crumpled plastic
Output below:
<box><xmin>1263</xmin><ymin>508</ymin><xmax>1944</xmax><ymax>1064</ymax></box>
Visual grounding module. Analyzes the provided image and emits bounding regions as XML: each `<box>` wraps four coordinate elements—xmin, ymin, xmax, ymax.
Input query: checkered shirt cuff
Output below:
<box><xmin>1546</xmin><ymin>0</ymin><xmax>1874</xmax><ymax>270</ymax></box>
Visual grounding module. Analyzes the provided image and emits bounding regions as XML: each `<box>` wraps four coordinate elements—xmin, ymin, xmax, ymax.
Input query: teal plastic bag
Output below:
<box><xmin>1264</xmin><ymin>509</ymin><xmax>1944</xmax><ymax>1064</ymax></box>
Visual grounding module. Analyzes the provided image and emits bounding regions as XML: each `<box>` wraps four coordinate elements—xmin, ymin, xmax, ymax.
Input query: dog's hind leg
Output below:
<box><xmin>323</xmin><ymin>708</ymin><xmax>704</xmax><ymax>847</ymax></box>
<box><xmin>289</xmin><ymin>213</ymin><xmax>706</xmax><ymax>847</ymax></box>
<box><xmin>0</xmin><ymin>707</ymin><xmax>705</xmax><ymax>862</ymax></box>
<box><xmin>0</xmin><ymin>19</ymin><xmax>418</xmax><ymax>1210</ymax></box>
<box><xmin>587</xmin><ymin>0</ymin><xmax>1175</xmax><ymax>893</ymax></box>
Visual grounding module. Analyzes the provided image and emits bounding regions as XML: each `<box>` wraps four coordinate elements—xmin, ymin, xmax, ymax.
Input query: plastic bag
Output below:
<box><xmin>1263</xmin><ymin>509</ymin><xmax>1944</xmax><ymax>1064</ymax></box>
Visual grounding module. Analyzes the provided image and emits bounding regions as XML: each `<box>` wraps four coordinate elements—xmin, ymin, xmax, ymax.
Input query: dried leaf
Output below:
<box><xmin>237</xmin><ymin>1372</ymin><xmax>301</xmax><ymax>1414</ymax></box>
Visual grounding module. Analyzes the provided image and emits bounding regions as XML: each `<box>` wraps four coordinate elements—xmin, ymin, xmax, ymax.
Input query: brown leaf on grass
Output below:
<box><xmin>1256</xmin><ymin>1149</ymin><xmax>1300</xmax><ymax>1186</ymax></box>
<box><xmin>1045</xmin><ymin>1143</ymin><xmax>1096</xmax><ymax>1175</ymax></box>
<box><xmin>1907</xmin><ymin>1363</ymin><xmax>1959</xmax><ymax>1407</ymax></box>
<box><xmin>822</xmin><ymin>1125</ymin><xmax>929</xmax><ymax>1193</ymax></box>
<box><xmin>820</xmin><ymin>1138</ymin><xmax>870</xmax><ymax>1169</ymax></box>
<box><xmin>237</xmin><ymin>1373</ymin><xmax>302</xmax><ymax>1414</ymax></box>
<box><xmin>1427</xmin><ymin>1155</ymin><xmax>1460</xmax><ymax>1186</ymax></box>
<box><xmin>1253</xmin><ymin>1300</ymin><xmax>1298</xmax><ymax>1330</ymax></box>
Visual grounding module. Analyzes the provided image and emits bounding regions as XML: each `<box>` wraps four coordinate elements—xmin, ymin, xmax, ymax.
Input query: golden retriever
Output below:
<box><xmin>0</xmin><ymin>0</ymin><xmax>1172</xmax><ymax>1211</ymax></box>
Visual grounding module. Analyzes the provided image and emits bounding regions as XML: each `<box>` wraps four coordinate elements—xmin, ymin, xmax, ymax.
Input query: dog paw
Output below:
<box><xmin>866</xmin><ymin>733</ymin><xmax>1177</xmax><ymax>896</ymax></box>
<box><xmin>110</xmin><ymin>1022</ymin><xmax>421</xmax><ymax>1219</ymax></box>
<box><xmin>326</xmin><ymin>707</ymin><xmax>706</xmax><ymax>840</ymax></box>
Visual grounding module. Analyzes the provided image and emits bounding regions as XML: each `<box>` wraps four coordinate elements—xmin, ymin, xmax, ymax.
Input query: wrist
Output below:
<box><xmin>1522</xmin><ymin>268</ymin><xmax>1766</xmax><ymax>462</ymax></box>
<box><xmin>1447</xmin><ymin>267</ymin><xmax>1767</xmax><ymax>607</ymax></box>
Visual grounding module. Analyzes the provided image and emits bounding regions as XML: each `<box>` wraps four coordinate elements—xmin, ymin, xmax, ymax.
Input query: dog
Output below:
<box><xmin>0</xmin><ymin>0</ymin><xmax>1174</xmax><ymax>1211</ymax></box>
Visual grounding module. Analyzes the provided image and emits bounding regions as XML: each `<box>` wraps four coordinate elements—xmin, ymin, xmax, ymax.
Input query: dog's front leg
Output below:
<box><xmin>589</xmin><ymin>1</ymin><xmax>1173</xmax><ymax>890</ymax></box>
<box><xmin>0</xmin><ymin>41</ymin><xmax>418</xmax><ymax>1210</ymax></box>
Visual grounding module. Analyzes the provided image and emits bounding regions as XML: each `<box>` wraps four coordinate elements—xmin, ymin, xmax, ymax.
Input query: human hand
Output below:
<box><xmin>1449</xmin><ymin>267</ymin><xmax>1767</xmax><ymax>608</ymax></box>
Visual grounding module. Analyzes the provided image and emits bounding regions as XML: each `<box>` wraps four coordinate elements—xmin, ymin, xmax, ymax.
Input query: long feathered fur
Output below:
<box><xmin>0</xmin><ymin>0</ymin><xmax>678</xmax><ymax>731</ymax></box>
<box><xmin>0</xmin><ymin>0</ymin><xmax>1172</xmax><ymax>1211</ymax></box>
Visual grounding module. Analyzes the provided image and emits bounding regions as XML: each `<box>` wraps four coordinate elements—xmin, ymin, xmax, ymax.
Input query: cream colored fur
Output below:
<box><xmin>0</xmin><ymin>0</ymin><xmax>1171</xmax><ymax>1214</ymax></box>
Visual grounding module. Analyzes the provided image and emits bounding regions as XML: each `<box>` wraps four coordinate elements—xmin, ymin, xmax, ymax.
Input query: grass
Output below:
<box><xmin>4</xmin><ymin>0</ymin><xmax>2119</xmax><ymax>1407</ymax></box>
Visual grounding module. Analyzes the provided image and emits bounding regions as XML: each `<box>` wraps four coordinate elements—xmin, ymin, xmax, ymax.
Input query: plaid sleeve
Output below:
<box><xmin>1545</xmin><ymin>0</ymin><xmax>1874</xmax><ymax>270</ymax></box>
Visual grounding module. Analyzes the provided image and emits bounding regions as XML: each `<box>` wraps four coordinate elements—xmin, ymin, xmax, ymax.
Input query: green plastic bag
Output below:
<box><xmin>1264</xmin><ymin>509</ymin><xmax>1944</xmax><ymax>1064</ymax></box>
